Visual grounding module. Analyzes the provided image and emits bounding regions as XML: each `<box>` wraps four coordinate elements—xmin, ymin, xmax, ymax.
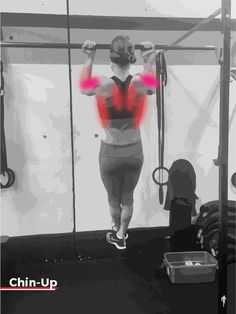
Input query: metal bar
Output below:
<box><xmin>2</xmin><ymin>12</ymin><xmax>230</xmax><ymax>31</ymax></box>
<box><xmin>170</xmin><ymin>8</ymin><xmax>222</xmax><ymax>47</ymax></box>
<box><xmin>65</xmin><ymin>0</ymin><xmax>77</xmax><ymax>261</ymax></box>
<box><xmin>0</xmin><ymin>41</ymin><xmax>216</xmax><ymax>51</ymax></box>
<box><xmin>218</xmin><ymin>0</ymin><xmax>231</xmax><ymax>313</ymax></box>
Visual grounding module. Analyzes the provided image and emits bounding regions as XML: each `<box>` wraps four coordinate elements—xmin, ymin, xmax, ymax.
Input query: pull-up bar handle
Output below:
<box><xmin>0</xmin><ymin>41</ymin><xmax>216</xmax><ymax>51</ymax></box>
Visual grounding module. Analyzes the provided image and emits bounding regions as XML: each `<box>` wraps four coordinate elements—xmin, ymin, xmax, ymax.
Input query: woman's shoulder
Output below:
<box><xmin>80</xmin><ymin>75</ymin><xmax>113</xmax><ymax>97</ymax></box>
<box><xmin>96</xmin><ymin>76</ymin><xmax>116</xmax><ymax>94</ymax></box>
<box><xmin>130</xmin><ymin>73</ymin><xmax>155</xmax><ymax>95</ymax></box>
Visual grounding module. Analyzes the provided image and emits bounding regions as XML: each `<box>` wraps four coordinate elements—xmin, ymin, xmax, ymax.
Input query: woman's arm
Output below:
<box><xmin>132</xmin><ymin>41</ymin><xmax>157</xmax><ymax>95</ymax></box>
<box><xmin>80</xmin><ymin>40</ymin><xmax>113</xmax><ymax>97</ymax></box>
<box><xmin>80</xmin><ymin>40</ymin><xmax>99</xmax><ymax>96</ymax></box>
<box><xmin>141</xmin><ymin>41</ymin><xmax>156</xmax><ymax>74</ymax></box>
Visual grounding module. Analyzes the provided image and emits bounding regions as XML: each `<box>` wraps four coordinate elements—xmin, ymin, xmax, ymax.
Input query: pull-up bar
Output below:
<box><xmin>0</xmin><ymin>7</ymin><xmax>221</xmax><ymax>53</ymax></box>
<box><xmin>0</xmin><ymin>41</ymin><xmax>216</xmax><ymax>51</ymax></box>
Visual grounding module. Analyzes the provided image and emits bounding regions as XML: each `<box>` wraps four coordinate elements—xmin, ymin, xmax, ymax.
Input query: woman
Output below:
<box><xmin>80</xmin><ymin>35</ymin><xmax>156</xmax><ymax>249</ymax></box>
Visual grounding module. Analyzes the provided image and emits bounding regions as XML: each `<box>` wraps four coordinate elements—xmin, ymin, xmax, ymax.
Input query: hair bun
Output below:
<box><xmin>110</xmin><ymin>35</ymin><xmax>136</xmax><ymax>66</ymax></box>
<box><xmin>110</xmin><ymin>51</ymin><xmax>121</xmax><ymax>59</ymax></box>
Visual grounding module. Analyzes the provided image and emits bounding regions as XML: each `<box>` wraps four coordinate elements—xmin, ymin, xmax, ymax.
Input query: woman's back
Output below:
<box><xmin>98</xmin><ymin>74</ymin><xmax>148</xmax><ymax>145</ymax></box>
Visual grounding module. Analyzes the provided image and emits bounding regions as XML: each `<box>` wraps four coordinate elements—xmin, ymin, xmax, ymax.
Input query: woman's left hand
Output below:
<box><xmin>139</xmin><ymin>41</ymin><xmax>156</xmax><ymax>63</ymax></box>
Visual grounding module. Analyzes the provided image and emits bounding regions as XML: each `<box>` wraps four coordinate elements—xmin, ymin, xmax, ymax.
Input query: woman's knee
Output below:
<box><xmin>108</xmin><ymin>197</ymin><xmax>120</xmax><ymax>209</ymax></box>
<box><xmin>121</xmin><ymin>193</ymin><xmax>134</xmax><ymax>207</ymax></box>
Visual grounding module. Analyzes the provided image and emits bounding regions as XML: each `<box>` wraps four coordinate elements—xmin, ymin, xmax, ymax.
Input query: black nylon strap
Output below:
<box><xmin>1</xmin><ymin>60</ymin><xmax>8</xmax><ymax>172</ymax></box>
<box><xmin>153</xmin><ymin>52</ymin><xmax>168</xmax><ymax>204</ymax></box>
<box><xmin>0</xmin><ymin>60</ymin><xmax>15</xmax><ymax>189</ymax></box>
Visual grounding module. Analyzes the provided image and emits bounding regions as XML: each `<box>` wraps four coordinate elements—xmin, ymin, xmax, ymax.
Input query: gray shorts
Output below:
<box><xmin>99</xmin><ymin>141</ymin><xmax>144</xmax><ymax>206</ymax></box>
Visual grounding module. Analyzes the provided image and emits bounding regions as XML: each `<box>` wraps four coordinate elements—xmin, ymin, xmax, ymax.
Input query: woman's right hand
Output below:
<box><xmin>82</xmin><ymin>40</ymin><xmax>97</xmax><ymax>58</ymax></box>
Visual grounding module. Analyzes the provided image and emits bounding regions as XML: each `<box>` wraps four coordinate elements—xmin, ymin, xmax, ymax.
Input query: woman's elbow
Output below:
<box><xmin>147</xmin><ymin>88</ymin><xmax>155</xmax><ymax>95</ymax></box>
<box><xmin>80</xmin><ymin>89</ymin><xmax>95</xmax><ymax>96</ymax></box>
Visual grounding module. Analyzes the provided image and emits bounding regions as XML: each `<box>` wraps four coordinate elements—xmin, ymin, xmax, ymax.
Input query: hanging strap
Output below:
<box><xmin>152</xmin><ymin>52</ymin><xmax>168</xmax><ymax>204</ymax></box>
<box><xmin>156</xmin><ymin>52</ymin><xmax>167</xmax><ymax>171</ymax></box>
<box><xmin>0</xmin><ymin>60</ymin><xmax>15</xmax><ymax>189</ymax></box>
<box><xmin>1</xmin><ymin>60</ymin><xmax>8</xmax><ymax>172</ymax></box>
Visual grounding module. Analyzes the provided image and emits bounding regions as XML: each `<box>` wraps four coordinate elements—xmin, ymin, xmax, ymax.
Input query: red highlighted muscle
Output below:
<box><xmin>125</xmin><ymin>83</ymin><xmax>136</xmax><ymax>111</ymax></box>
<box><xmin>140</xmin><ymin>73</ymin><xmax>159</xmax><ymax>88</ymax></box>
<box><xmin>133</xmin><ymin>94</ymin><xmax>147</xmax><ymax>127</ymax></box>
<box><xmin>95</xmin><ymin>84</ymin><xmax>148</xmax><ymax>128</ymax></box>
<box><xmin>111</xmin><ymin>84</ymin><xmax>123</xmax><ymax>111</ymax></box>
<box><xmin>79</xmin><ymin>66</ymin><xmax>100</xmax><ymax>90</ymax></box>
<box><xmin>80</xmin><ymin>77</ymin><xmax>100</xmax><ymax>89</ymax></box>
<box><xmin>96</xmin><ymin>94</ymin><xmax>109</xmax><ymax>127</ymax></box>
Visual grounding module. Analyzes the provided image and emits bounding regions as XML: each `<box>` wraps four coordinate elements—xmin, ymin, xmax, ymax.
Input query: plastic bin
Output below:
<box><xmin>163</xmin><ymin>251</ymin><xmax>217</xmax><ymax>284</ymax></box>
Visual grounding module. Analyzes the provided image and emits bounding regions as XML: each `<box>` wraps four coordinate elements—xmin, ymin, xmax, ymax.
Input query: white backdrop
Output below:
<box><xmin>1</xmin><ymin>0</ymin><xmax>235</xmax><ymax>236</ymax></box>
<box><xmin>2</xmin><ymin>0</ymin><xmax>236</xmax><ymax>18</ymax></box>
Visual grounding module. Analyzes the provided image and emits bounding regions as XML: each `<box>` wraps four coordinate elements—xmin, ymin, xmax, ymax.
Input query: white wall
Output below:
<box><xmin>1</xmin><ymin>0</ymin><xmax>235</xmax><ymax>236</ymax></box>
<box><xmin>69</xmin><ymin>0</ymin><xmax>223</xmax><ymax>18</ymax></box>
<box><xmin>2</xmin><ymin>0</ymin><xmax>236</xmax><ymax>18</ymax></box>
<box><xmin>1</xmin><ymin>0</ymin><xmax>66</xmax><ymax>14</ymax></box>
<box><xmin>1</xmin><ymin>64</ymin><xmax>74</xmax><ymax>236</ymax></box>
<box><xmin>2</xmin><ymin>60</ymin><xmax>235</xmax><ymax>236</ymax></box>
<box><xmin>72</xmin><ymin>63</ymin><xmax>236</xmax><ymax>231</ymax></box>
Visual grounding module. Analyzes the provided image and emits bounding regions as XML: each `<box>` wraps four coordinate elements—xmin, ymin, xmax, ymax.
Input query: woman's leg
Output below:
<box><xmin>109</xmin><ymin>203</ymin><xmax>121</xmax><ymax>232</ymax></box>
<box><xmin>117</xmin><ymin>204</ymin><xmax>134</xmax><ymax>239</ymax></box>
<box><xmin>99</xmin><ymin>153</ymin><xmax>122</xmax><ymax>230</ymax></box>
<box><xmin>117</xmin><ymin>154</ymin><xmax>143</xmax><ymax>239</ymax></box>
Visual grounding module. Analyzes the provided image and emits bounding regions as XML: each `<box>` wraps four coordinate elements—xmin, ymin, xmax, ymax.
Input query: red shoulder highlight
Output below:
<box><xmin>111</xmin><ymin>84</ymin><xmax>123</xmax><ymax>111</ymax></box>
<box><xmin>125</xmin><ymin>83</ymin><xmax>136</xmax><ymax>111</ymax></box>
<box><xmin>140</xmin><ymin>73</ymin><xmax>159</xmax><ymax>89</ymax></box>
<box><xmin>79</xmin><ymin>66</ymin><xmax>100</xmax><ymax>90</ymax></box>
<box><xmin>96</xmin><ymin>94</ymin><xmax>109</xmax><ymax>127</ymax></box>
<box><xmin>80</xmin><ymin>77</ymin><xmax>100</xmax><ymax>89</ymax></box>
<box><xmin>133</xmin><ymin>94</ymin><xmax>147</xmax><ymax>127</ymax></box>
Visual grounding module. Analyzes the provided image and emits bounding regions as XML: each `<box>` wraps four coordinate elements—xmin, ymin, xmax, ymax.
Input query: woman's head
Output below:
<box><xmin>110</xmin><ymin>35</ymin><xmax>136</xmax><ymax>69</ymax></box>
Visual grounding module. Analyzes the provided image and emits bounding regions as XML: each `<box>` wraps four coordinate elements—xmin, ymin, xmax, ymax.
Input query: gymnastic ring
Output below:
<box><xmin>152</xmin><ymin>167</ymin><xmax>169</xmax><ymax>204</ymax></box>
<box><xmin>0</xmin><ymin>168</ymin><xmax>15</xmax><ymax>189</ymax></box>
<box><xmin>152</xmin><ymin>166</ymin><xmax>169</xmax><ymax>186</ymax></box>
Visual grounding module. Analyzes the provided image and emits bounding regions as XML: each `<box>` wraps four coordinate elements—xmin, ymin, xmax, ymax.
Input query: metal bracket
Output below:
<box><xmin>214</xmin><ymin>145</ymin><xmax>228</xmax><ymax>166</ymax></box>
<box><xmin>218</xmin><ymin>48</ymin><xmax>223</xmax><ymax>65</ymax></box>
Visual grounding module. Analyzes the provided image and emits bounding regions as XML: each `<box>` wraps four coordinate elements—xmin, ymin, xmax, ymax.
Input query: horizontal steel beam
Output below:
<box><xmin>2</xmin><ymin>12</ymin><xmax>234</xmax><ymax>31</ymax></box>
<box><xmin>0</xmin><ymin>41</ymin><xmax>216</xmax><ymax>51</ymax></box>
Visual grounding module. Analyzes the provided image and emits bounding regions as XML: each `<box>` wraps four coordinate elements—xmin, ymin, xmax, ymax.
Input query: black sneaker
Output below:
<box><xmin>106</xmin><ymin>232</ymin><xmax>126</xmax><ymax>250</ymax></box>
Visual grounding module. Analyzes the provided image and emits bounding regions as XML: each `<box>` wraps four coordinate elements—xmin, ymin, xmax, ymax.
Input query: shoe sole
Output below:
<box><xmin>106</xmin><ymin>234</ymin><xmax>126</xmax><ymax>250</ymax></box>
<box><xmin>112</xmin><ymin>242</ymin><xmax>126</xmax><ymax>250</ymax></box>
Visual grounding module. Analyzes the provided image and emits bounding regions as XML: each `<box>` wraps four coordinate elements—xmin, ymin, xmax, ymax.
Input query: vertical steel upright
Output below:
<box><xmin>65</xmin><ymin>0</ymin><xmax>77</xmax><ymax>260</ymax></box>
<box><xmin>218</xmin><ymin>0</ymin><xmax>231</xmax><ymax>313</ymax></box>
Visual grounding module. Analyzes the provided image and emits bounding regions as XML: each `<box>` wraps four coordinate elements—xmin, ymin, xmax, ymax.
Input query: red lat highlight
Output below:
<box><xmin>133</xmin><ymin>95</ymin><xmax>147</xmax><ymax>127</ymax></box>
<box><xmin>125</xmin><ymin>83</ymin><xmax>136</xmax><ymax>111</ymax></box>
<box><xmin>96</xmin><ymin>94</ymin><xmax>109</xmax><ymax>127</ymax></box>
<box><xmin>111</xmin><ymin>84</ymin><xmax>123</xmax><ymax>111</ymax></box>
